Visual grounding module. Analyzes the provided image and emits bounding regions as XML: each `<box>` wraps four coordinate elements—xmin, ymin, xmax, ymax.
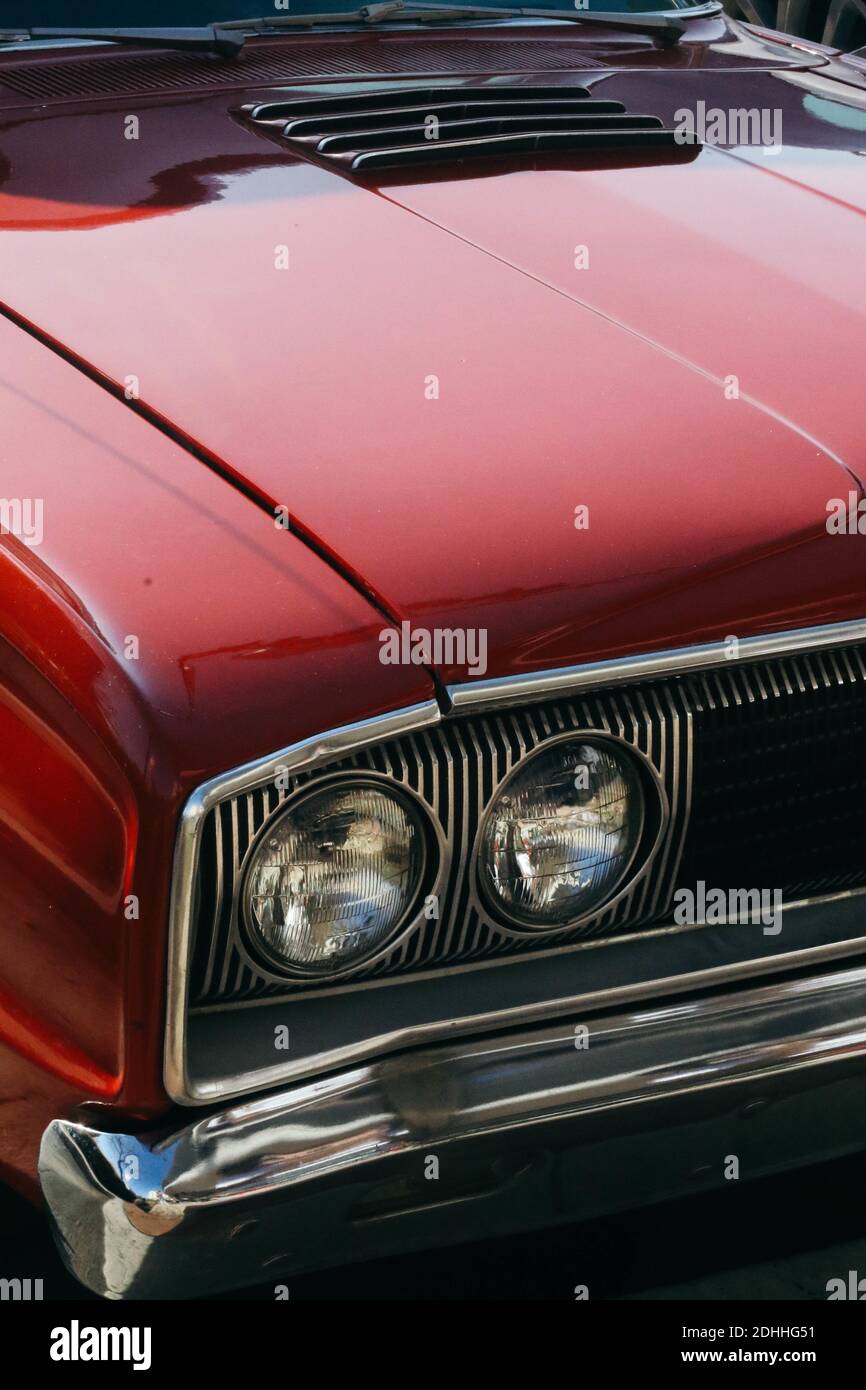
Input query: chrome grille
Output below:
<box><xmin>188</xmin><ymin>640</ymin><xmax>866</xmax><ymax>1010</ymax></box>
<box><xmin>190</xmin><ymin>680</ymin><xmax>690</xmax><ymax>1005</ymax></box>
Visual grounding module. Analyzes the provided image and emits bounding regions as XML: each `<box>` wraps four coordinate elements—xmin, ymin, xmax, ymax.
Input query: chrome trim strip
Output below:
<box><xmin>191</xmin><ymin>882</ymin><xmax>866</xmax><ymax>1009</ymax></box>
<box><xmin>46</xmin><ymin>959</ymin><xmax>866</xmax><ymax>1299</ymax></box>
<box><xmin>179</xmin><ymin>889</ymin><xmax>866</xmax><ymax>1104</ymax></box>
<box><xmin>188</xmin><ymin>699</ymin><xmax>442</xmax><ymax>812</ymax></box>
<box><xmin>447</xmin><ymin>617</ymin><xmax>866</xmax><ymax>712</ymax></box>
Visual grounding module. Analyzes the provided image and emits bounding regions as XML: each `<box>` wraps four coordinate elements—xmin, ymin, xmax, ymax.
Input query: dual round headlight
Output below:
<box><xmin>242</xmin><ymin>737</ymin><xmax>650</xmax><ymax>978</ymax></box>
<box><xmin>244</xmin><ymin>779</ymin><xmax>428</xmax><ymax>975</ymax></box>
<box><xmin>477</xmin><ymin>738</ymin><xmax>644</xmax><ymax>928</ymax></box>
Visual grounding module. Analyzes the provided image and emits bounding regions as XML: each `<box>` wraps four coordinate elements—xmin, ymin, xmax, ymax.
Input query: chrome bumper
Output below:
<box><xmin>40</xmin><ymin>963</ymin><xmax>866</xmax><ymax>1299</ymax></box>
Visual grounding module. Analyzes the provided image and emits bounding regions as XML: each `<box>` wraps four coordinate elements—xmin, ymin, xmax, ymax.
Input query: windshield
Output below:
<box><xmin>0</xmin><ymin>0</ymin><xmax>711</xmax><ymax>26</ymax></box>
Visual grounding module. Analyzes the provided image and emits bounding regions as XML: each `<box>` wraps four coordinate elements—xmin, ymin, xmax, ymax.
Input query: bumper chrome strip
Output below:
<box><xmin>44</xmin><ymin>960</ymin><xmax>866</xmax><ymax>1299</ymax></box>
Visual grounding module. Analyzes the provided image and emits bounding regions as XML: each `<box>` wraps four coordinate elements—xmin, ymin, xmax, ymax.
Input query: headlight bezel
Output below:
<box><xmin>471</xmin><ymin>730</ymin><xmax>668</xmax><ymax>937</ymax></box>
<box><xmin>238</xmin><ymin>770</ymin><xmax>446</xmax><ymax>982</ymax></box>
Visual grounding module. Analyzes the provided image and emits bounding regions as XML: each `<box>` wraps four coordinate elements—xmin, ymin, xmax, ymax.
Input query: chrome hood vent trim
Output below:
<box><xmin>243</xmin><ymin>83</ymin><xmax>693</xmax><ymax>171</ymax></box>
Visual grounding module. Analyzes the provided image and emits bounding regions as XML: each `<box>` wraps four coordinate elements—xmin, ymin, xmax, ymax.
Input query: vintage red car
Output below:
<box><xmin>1</xmin><ymin>1</ymin><xmax>865</xmax><ymax>1300</ymax></box>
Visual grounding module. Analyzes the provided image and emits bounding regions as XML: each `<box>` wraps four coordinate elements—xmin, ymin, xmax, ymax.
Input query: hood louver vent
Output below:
<box><xmin>245</xmin><ymin>83</ymin><xmax>690</xmax><ymax>172</ymax></box>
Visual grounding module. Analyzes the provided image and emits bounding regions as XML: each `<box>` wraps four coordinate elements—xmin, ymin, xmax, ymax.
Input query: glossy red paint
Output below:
<box><xmin>1</xmin><ymin>21</ymin><xmax>864</xmax><ymax>693</ymax></box>
<box><xmin>0</xmin><ymin>315</ymin><xmax>432</xmax><ymax>1191</ymax></box>
<box><xmin>0</xmin><ymin>16</ymin><xmax>864</xmax><ymax>1191</ymax></box>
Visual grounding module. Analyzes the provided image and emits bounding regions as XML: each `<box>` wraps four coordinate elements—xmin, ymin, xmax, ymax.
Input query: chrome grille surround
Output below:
<box><xmin>166</xmin><ymin>617</ymin><xmax>866</xmax><ymax>1105</ymax></box>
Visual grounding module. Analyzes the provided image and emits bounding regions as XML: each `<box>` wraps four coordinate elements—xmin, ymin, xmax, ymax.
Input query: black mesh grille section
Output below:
<box><xmin>677</xmin><ymin>646</ymin><xmax>866</xmax><ymax>900</ymax></box>
<box><xmin>188</xmin><ymin>641</ymin><xmax>866</xmax><ymax>1009</ymax></box>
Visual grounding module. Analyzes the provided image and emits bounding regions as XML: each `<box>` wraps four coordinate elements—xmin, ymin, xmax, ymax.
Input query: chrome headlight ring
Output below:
<box><xmin>238</xmin><ymin>771</ymin><xmax>446</xmax><ymax>982</ymax></box>
<box><xmin>472</xmin><ymin>730</ymin><xmax>669</xmax><ymax>938</ymax></box>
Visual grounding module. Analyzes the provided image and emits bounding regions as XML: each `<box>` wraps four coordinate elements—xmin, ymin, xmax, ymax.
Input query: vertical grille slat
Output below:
<box><xmin>197</xmin><ymin>803</ymin><xmax>224</xmax><ymax>1002</ymax></box>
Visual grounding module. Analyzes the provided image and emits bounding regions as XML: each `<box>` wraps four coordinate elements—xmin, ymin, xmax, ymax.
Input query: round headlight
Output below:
<box><xmin>478</xmin><ymin>737</ymin><xmax>644</xmax><ymax>930</ymax></box>
<box><xmin>244</xmin><ymin>778</ymin><xmax>427</xmax><ymax>975</ymax></box>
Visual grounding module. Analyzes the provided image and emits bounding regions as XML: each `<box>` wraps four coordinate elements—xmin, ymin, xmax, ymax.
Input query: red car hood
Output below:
<box><xmin>2</xmin><ymin>28</ymin><xmax>865</xmax><ymax>687</ymax></box>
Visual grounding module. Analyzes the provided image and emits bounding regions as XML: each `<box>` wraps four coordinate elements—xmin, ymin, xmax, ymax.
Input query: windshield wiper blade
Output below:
<box><xmin>220</xmin><ymin>3</ymin><xmax>519</xmax><ymax>22</ymax></box>
<box><xmin>485</xmin><ymin>7</ymin><xmax>685</xmax><ymax>42</ymax></box>
<box><xmin>2</xmin><ymin>6</ymin><xmax>685</xmax><ymax>55</ymax></box>
<box><xmin>219</xmin><ymin>3</ymin><xmax>685</xmax><ymax>44</ymax></box>
<box><xmin>0</xmin><ymin>25</ymin><xmax>246</xmax><ymax>58</ymax></box>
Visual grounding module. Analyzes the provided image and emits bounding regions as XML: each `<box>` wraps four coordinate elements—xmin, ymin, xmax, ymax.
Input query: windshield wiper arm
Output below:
<box><xmin>0</xmin><ymin>6</ymin><xmax>685</xmax><ymax>57</ymax></box>
<box><xmin>0</xmin><ymin>26</ymin><xmax>246</xmax><ymax>58</ymax></box>
<box><xmin>220</xmin><ymin>4</ymin><xmax>685</xmax><ymax>45</ymax></box>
